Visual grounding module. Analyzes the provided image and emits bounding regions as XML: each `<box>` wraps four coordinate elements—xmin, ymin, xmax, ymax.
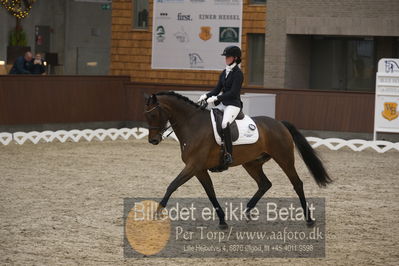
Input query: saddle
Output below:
<box><xmin>209</xmin><ymin>108</ymin><xmax>259</xmax><ymax>172</ymax></box>
<box><xmin>212</xmin><ymin>108</ymin><xmax>244</xmax><ymax>142</ymax></box>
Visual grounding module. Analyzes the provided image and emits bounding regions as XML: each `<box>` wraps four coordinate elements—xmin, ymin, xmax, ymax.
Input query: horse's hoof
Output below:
<box><xmin>153</xmin><ymin>208</ymin><xmax>166</xmax><ymax>220</ymax></box>
<box><xmin>219</xmin><ymin>223</ymin><xmax>228</xmax><ymax>230</ymax></box>
<box><xmin>306</xmin><ymin>219</ymin><xmax>316</xmax><ymax>227</ymax></box>
<box><xmin>153</xmin><ymin>211</ymin><xmax>160</xmax><ymax>220</ymax></box>
<box><xmin>245</xmin><ymin>212</ymin><xmax>252</xmax><ymax>223</ymax></box>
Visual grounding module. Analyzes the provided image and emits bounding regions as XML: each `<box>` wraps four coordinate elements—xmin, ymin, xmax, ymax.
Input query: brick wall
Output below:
<box><xmin>111</xmin><ymin>0</ymin><xmax>265</xmax><ymax>86</ymax></box>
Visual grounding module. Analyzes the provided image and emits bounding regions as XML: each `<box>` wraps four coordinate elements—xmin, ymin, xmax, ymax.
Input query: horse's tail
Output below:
<box><xmin>281</xmin><ymin>121</ymin><xmax>332</xmax><ymax>187</ymax></box>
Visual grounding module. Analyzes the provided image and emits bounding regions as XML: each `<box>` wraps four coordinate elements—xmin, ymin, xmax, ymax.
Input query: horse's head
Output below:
<box><xmin>144</xmin><ymin>94</ymin><xmax>169</xmax><ymax>145</ymax></box>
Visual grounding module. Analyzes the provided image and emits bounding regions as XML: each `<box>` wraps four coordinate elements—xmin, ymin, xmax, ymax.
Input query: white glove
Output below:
<box><xmin>197</xmin><ymin>94</ymin><xmax>208</xmax><ymax>103</ymax></box>
<box><xmin>207</xmin><ymin>96</ymin><xmax>219</xmax><ymax>103</ymax></box>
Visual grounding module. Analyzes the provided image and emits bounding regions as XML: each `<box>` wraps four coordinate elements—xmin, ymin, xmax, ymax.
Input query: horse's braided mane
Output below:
<box><xmin>156</xmin><ymin>91</ymin><xmax>201</xmax><ymax>108</ymax></box>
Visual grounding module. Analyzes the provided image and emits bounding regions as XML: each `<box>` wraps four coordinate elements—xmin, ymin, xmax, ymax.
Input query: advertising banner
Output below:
<box><xmin>152</xmin><ymin>0</ymin><xmax>243</xmax><ymax>70</ymax></box>
<box><xmin>374</xmin><ymin>58</ymin><xmax>399</xmax><ymax>140</ymax></box>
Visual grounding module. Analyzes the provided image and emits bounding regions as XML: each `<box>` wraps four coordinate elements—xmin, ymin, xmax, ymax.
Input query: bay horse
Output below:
<box><xmin>144</xmin><ymin>91</ymin><xmax>331</xmax><ymax>229</ymax></box>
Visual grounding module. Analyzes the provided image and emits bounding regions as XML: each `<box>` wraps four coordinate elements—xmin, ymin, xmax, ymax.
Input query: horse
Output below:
<box><xmin>144</xmin><ymin>91</ymin><xmax>331</xmax><ymax>229</ymax></box>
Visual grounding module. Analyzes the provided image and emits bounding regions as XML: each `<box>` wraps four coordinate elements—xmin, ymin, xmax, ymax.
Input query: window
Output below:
<box><xmin>250</xmin><ymin>0</ymin><xmax>266</xmax><ymax>4</ymax></box>
<box><xmin>310</xmin><ymin>37</ymin><xmax>375</xmax><ymax>92</ymax></box>
<box><xmin>396</xmin><ymin>38</ymin><xmax>399</xmax><ymax>57</ymax></box>
<box><xmin>132</xmin><ymin>0</ymin><xmax>149</xmax><ymax>29</ymax></box>
<box><xmin>247</xmin><ymin>34</ymin><xmax>265</xmax><ymax>85</ymax></box>
<box><xmin>346</xmin><ymin>40</ymin><xmax>374</xmax><ymax>91</ymax></box>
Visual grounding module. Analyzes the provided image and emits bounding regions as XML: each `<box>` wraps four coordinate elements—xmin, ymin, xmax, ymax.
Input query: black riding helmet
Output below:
<box><xmin>221</xmin><ymin>46</ymin><xmax>242</xmax><ymax>64</ymax></box>
<box><xmin>221</xmin><ymin>46</ymin><xmax>242</xmax><ymax>57</ymax></box>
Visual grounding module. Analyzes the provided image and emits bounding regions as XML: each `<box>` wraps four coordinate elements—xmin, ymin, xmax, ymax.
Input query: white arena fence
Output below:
<box><xmin>1</xmin><ymin>128</ymin><xmax>399</xmax><ymax>153</ymax></box>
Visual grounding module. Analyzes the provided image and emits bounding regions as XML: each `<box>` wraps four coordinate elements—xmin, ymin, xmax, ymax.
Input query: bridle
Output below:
<box><xmin>144</xmin><ymin>100</ymin><xmax>208</xmax><ymax>139</ymax></box>
<box><xmin>144</xmin><ymin>104</ymin><xmax>175</xmax><ymax>138</ymax></box>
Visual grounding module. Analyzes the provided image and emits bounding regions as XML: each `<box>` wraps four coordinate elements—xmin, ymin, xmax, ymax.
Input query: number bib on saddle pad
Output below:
<box><xmin>210</xmin><ymin>108</ymin><xmax>259</xmax><ymax>145</ymax></box>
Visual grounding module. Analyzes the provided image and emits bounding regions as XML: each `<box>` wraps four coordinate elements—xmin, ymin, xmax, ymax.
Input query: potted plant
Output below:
<box><xmin>0</xmin><ymin>0</ymin><xmax>37</xmax><ymax>63</ymax></box>
<box><xmin>7</xmin><ymin>23</ymin><xmax>31</xmax><ymax>64</ymax></box>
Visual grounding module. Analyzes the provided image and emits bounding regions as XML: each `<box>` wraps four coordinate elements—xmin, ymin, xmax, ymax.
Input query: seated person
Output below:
<box><xmin>9</xmin><ymin>51</ymin><xmax>33</xmax><ymax>74</ymax></box>
<box><xmin>31</xmin><ymin>53</ymin><xmax>46</xmax><ymax>75</ymax></box>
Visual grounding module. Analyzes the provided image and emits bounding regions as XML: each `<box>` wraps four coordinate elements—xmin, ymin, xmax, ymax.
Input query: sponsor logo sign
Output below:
<box><xmin>214</xmin><ymin>0</ymin><xmax>240</xmax><ymax>5</ymax></box>
<box><xmin>174</xmin><ymin>27</ymin><xmax>190</xmax><ymax>43</ymax></box>
<box><xmin>199</xmin><ymin>14</ymin><xmax>240</xmax><ymax>20</ymax></box>
<box><xmin>189</xmin><ymin>53</ymin><xmax>204</xmax><ymax>68</ymax></box>
<box><xmin>156</xmin><ymin>25</ymin><xmax>166</xmax><ymax>42</ymax></box>
<box><xmin>156</xmin><ymin>12</ymin><xmax>171</xmax><ymax>20</ymax></box>
<box><xmin>382</xmin><ymin>102</ymin><xmax>398</xmax><ymax>121</ymax></box>
<box><xmin>177</xmin><ymin>13</ymin><xmax>192</xmax><ymax>21</ymax></box>
<box><xmin>199</xmin><ymin>26</ymin><xmax>212</xmax><ymax>41</ymax></box>
<box><xmin>219</xmin><ymin>27</ymin><xmax>239</xmax><ymax>43</ymax></box>
<box><xmin>384</xmin><ymin>59</ymin><xmax>399</xmax><ymax>74</ymax></box>
<box><xmin>374</xmin><ymin>58</ymin><xmax>399</xmax><ymax>139</ymax></box>
<box><xmin>152</xmin><ymin>0</ymin><xmax>242</xmax><ymax>70</ymax></box>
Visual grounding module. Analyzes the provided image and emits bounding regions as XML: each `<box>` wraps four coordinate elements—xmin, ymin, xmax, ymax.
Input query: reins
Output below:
<box><xmin>144</xmin><ymin>100</ymin><xmax>208</xmax><ymax>139</ymax></box>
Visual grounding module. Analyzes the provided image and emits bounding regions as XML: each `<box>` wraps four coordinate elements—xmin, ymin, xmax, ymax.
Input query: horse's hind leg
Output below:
<box><xmin>273</xmin><ymin>153</ymin><xmax>315</xmax><ymax>226</ymax></box>
<box><xmin>242</xmin><ymin>157</ymin><xmax>272</xmax><ymax>219</ymax></box>
<box><xmin>196</xmin><ymin>170</ymin><xmax>228</xmax><ymax>229</ymax></box>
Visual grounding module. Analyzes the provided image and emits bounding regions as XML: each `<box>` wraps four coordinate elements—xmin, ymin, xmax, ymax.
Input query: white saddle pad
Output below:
<box><xmin>210</xmin><ymin>111</ymin><xmax>259</xmax><ymax>145</ymax></box>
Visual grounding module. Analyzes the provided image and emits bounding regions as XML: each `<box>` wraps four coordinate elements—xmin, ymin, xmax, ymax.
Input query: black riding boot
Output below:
<box><xmin>222</xmin><ymin>124</ymin><xmax>233</xmax><ymax>166</ymax></box>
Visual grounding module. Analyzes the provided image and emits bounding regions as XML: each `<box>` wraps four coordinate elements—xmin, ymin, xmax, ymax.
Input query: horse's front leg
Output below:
<box><xmin>196</xmin><ymin>170</ymin><xmax>228</xmax><ymax>230</ymax></box>
<box><xmin>157</xmin><ymin>165</ymin><xmax>195</xmax><ymax>211</ymax></box>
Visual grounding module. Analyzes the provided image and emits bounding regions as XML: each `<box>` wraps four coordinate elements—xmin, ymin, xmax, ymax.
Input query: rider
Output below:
<box><xmin>198</xmin><ymin>45</ymin><xmax>243</xmax><ymax>166</ymax></box>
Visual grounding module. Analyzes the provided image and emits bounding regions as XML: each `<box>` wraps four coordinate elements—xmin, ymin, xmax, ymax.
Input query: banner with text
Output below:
<box><xmin>152</xmin><ymin>0</ymin><xmax>243</xmax><ymax>70</ymax></box>
<box><xmin>124</xmin><ymin>198</ymin><xmax>326</xmax><ymax>258</ymax></box>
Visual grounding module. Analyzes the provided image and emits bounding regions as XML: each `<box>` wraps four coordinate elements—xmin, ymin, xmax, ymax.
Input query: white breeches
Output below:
<box><xmin>214</xmin><ymin>103</ymin><xmax>241</xmax><ymax>129</ymax></box>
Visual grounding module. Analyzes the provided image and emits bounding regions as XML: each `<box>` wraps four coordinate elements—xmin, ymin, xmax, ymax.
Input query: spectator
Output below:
<box><xmin>9</xmin><ymin>51</ymin><xmax>33</xmax><ymax>74</ymax></box>
<box><xmin>31</xmin><ymin>53</ymin><xmax>46</xmax><ymax>75</ymax></box>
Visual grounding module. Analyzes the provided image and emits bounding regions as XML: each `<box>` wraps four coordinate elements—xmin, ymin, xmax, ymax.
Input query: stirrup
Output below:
<box><xmin>223</xmin><ymin>152</ymin><xmax>233</xmax><ymax>165</ymax></box>
<box><xmin>208</xmin><ymin>146</ymin><xmax>230</xmax><ymax>172</ymax></box>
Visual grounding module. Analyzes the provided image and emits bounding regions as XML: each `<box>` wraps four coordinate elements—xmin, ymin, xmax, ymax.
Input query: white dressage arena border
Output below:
<box><xmin>0</xmin><ymin>128</ymin><xmax>398</xmax><ymax>153</ymax></box>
